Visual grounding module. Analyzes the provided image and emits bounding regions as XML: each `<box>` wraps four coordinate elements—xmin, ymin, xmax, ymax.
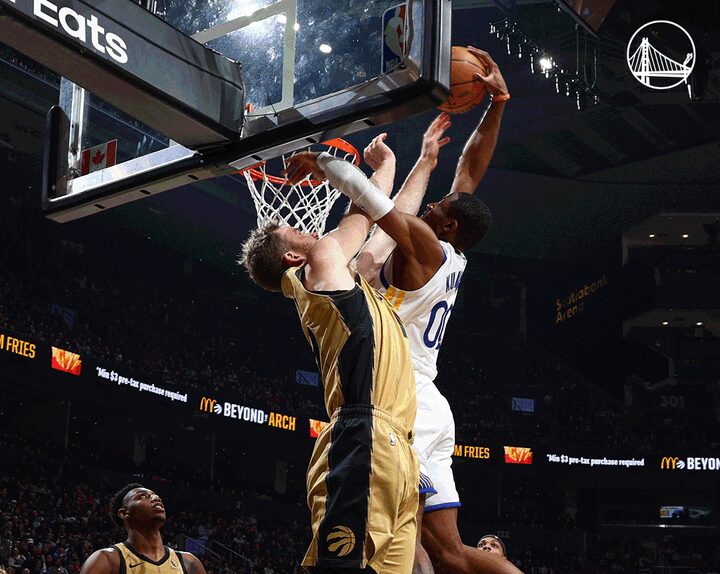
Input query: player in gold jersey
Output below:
<box><xmin>241</xmin><ymin>151</ymin><xmax>442</xmax><ymax>573</ymax></box>
<box><xmin>79</xmin><ymin>484</ymin><xmax>207</xmax><ymax>574</ymax></box>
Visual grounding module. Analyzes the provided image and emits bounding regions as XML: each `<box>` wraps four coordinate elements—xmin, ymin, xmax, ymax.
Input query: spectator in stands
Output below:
<box><xmin>477</xmin><ymin>534</ymin><xmax>507</xmax><ymax>558</ymax></box>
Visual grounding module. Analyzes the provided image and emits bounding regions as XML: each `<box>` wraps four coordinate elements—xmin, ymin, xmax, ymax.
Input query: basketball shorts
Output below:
<box><xmin>303</xmin><ymin>406</ymin><xmax>419</xmax><ymax>574</ymax></box>
<box><xmin>413</xmin><ymin>376</ymin><xmax>460</xmax><ymax>512</ymax></box>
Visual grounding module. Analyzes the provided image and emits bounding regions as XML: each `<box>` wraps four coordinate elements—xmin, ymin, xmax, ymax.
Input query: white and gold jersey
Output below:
<box><xmin>378</xmin><ymin>240</ymin><xmax>466</xmax><ymax>387</ymax></box>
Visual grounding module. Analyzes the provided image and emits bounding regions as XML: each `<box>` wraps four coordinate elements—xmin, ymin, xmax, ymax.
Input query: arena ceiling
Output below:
<box><xmin>1</xmin><ymin>0</ymin><xmax>719</xmax><ymax>268</ymax></box>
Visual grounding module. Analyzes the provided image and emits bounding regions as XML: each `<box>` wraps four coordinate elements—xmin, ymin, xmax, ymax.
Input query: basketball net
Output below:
<box><xmin>241</xmin><ymin>138</ymin><xmax>360</xmax><ymax>236</ymax></box>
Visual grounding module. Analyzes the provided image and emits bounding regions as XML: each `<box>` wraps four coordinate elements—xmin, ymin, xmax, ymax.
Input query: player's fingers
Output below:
<box><xmin>468</xmin><ymin>48</ymin><xmax>496</xmax><ymax>73</ymax></box>
<box><xmin>467</xmin><ymin>46</ymin><xmax>494</xmax><ymax>63</ymax></box>
<box><xmin>429</xmin><ymin>114</ymin><xmax>450</xmax><ymax>137</ymax></box>
<box><xmin>473</xmin><ymin>72</ymin><xmax>490</xmax><ymax>83</ymax></box>
<box><xmin>282</xmin><ymin>159</ymin><xmax>307</xmax><ymax>182</ymax></box>
<box><xmin>291</xmin><ymin>168</ymin><xmax>312</xmax><ymax>184</ymax></box>
<box><xmin>428</xmin><ymin>112</ymin><xmax>447</xmax><ymax>132</ymax></box>
<box><xmin>367</xmin><ymin>133</ymin><xmax>386</xmax><ymax>152</ymax></box>
<box><xmin>438</xmin><ymin>136</ymin><xmax>451</xmax><ymax>147</ymax></box>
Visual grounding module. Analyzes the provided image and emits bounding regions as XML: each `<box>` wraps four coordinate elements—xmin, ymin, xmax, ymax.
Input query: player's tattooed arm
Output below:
<box><xmin>180</xmin><ymin>552</ymin><xmax>208</xmax><ymax>574</ymax></box>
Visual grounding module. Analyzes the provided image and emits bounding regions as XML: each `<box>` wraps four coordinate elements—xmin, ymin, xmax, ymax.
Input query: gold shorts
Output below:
<box><xmin>303</xmin><ymin>406</ymin><xmax>419</xmax><ymax>573</ymax></box>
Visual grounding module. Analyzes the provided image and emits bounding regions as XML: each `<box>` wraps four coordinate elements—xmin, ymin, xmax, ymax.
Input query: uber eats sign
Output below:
<box><xmin>1</xmin><ymin>0</ymin><xmax>128</xmax><ymax>63</ymax></box>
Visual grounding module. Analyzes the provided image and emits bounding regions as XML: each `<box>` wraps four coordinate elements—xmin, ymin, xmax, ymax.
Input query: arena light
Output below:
<box><xmin>649</xmin><ymin>234</ymin><xmax>655</xmax><ymax>238</ymax></box>
<box><xmin>319</xmin><ymin>44</ymin><xmax>332</xmax><ymax>54</ymax></box>
<box><xmin>539</xmin><ymin>56</ymin><xmax>554</xmax><ymax>71</ymax></box>
<box><xmin>682</xmin><ymin>234</ymin><xmax>689</xmax><ymax>238</ymax></box>
<box><xmin>489</xmin><ymin>17</ymin><xmax>601</xmax><ymax>108</ymax></box>
<box><xmin>662</xmin><ymin>321</ymin><xmax>669</xmax><ymax>325</ymax></box>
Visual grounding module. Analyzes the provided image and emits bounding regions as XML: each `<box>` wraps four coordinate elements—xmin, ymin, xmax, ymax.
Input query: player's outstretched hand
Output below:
<box><xmin>282</xmin><ymin>152</ymin><xmax>325</xmax><ymax>183</ymax></box>
<box><xmin>363</xmin><ymin>133</ymin><xmax>395</xmax><ymax>172</ymax></box>
<box><xmin>467</xmin><ymin>47</ymin><xmax>509</xmax><ymax>98</ymax></box>
<box><xmin>420</xmin><ymin>113</ymin><xmax>452</xmax><ymax>169</ymax></box>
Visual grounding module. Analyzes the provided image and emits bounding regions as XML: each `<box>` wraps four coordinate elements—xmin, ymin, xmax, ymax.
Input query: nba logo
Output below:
<box><xmin>382</xmin><ymin>3</ymin><xmax>407</xmax><ymax>74</ymax></box>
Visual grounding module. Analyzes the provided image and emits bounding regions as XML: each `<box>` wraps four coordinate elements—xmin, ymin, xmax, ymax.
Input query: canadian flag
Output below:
<box><xmin>80</xmin><ymin>140</ymin><xmax>117</xmax><ymax>176</ymax></box>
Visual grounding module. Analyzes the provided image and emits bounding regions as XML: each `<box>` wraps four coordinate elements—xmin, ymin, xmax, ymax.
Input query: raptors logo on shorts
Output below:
<box><xmin>282</xmin><ymin>268</ymin><xmax>419</xmax><ymax>573</ymax></box>
<box><xmin>327</xmin><ymin>526</ymin><xmax>356</xmax><ymax>556</ymax></box>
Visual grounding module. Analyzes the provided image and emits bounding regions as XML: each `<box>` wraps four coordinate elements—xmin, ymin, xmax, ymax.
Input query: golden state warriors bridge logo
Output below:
<box><xmin>327</xmin><ymin>526</ymin><xmax>355</xmax><ymax>557</ymax></box>
<box><xmin>626</xmin><ymin>21</ymin><xmax>696</xmax><ymax>90</ymax></box>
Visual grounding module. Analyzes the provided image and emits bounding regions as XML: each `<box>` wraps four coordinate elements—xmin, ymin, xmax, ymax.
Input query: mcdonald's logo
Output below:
<box><xmin>199</xmin><ymin>397</ymin><xmax>219</xmax><ymax>414</ymax></box>
<box><xmin>660</xmin><ymin>456</ymin><xmax>685</xmax><ymax>470</ymax></box>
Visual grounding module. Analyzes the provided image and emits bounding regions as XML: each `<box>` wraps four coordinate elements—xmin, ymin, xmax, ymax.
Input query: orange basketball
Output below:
<box><xmin>438</xmin><ymin>46</ymin><xmax>488</xmax><ymax>114</ymax></box>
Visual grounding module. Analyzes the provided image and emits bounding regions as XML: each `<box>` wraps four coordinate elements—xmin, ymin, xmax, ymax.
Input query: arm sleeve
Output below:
<box><xmin>317</xmin><ymin>153</ymin><xmax>394</xmax><ymax>221</ymax></box>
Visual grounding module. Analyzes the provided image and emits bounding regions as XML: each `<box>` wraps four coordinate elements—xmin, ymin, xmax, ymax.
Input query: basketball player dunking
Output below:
<box><xmin>79</xmin><ymin>484</ymin><xmax>207</xmax><ymax>574</ymax></box>
<box><xmin>241</xmin><ymin>150</ymin><xmax>454</xmax><ymax>573</ymax></box>
<box><xmin>357</xmin><ymin>48</ymin><xmax>523</xmax><ymax>574</ymax></box>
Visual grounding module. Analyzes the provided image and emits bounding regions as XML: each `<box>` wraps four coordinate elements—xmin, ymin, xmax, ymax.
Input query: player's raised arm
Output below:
<box><xmin>365</xmin><ymin>132</ymin><xmax>396</xmax><ymax>198</ymax></box>
<box><xmin>285</xmin><ymin>152</ymin><xmax>443</xmax><ymax>275</ymax></box>
<box><xmin>357</xmin><ymin>115</ymin><xmax>451</xmax><ymax>282</ymax></box>
<box><xmin>450</xmin><ymin>47</ymin><xmax>509</xmax><ymax>196</ymax></box>
<box><xmin>283</xmin><ymin>152</ymin><xmax>377</xmax><ymax>267</ymax></box>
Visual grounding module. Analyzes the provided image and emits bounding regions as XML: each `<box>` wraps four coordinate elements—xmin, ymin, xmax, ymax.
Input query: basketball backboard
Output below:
<box><xmin>20</xmin><ymin>0</ymin><xmax>452</xmax><ymax>222</ymax></box>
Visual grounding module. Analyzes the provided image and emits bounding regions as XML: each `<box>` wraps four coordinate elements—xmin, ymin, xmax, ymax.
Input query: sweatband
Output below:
<box><xmin>317</xmin><ymin>152</ymin><xmax>394</xmax><ymax>221</ymax></box>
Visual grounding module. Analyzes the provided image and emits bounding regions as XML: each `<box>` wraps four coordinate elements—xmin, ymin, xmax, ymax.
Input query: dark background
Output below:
<box><xmin>1</xmin><ymin>0</ymin><xmax>720</xmax><ymax>572</ymax></box>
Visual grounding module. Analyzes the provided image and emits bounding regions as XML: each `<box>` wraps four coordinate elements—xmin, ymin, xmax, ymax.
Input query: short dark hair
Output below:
<box><xmin>239</xmin><ymin>222</ymin><xmax>287</xmax><ymax>292</ymax></box>
<box><xmin>110</xmin><ymin>483</ymin><xmax>144</xmax><ymax>527</ymax></box>
<box><xmin>478</xmin><ymin>534</ymin><xmax>507</xmax><ymax>557</ymax></box>
<box><xmin>447</xmin><ymin>194</ymin><xmax>492</xmax><ymax>251</ymax></box>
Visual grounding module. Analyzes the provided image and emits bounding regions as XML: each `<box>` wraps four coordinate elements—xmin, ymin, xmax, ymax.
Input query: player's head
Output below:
<box><xmin>240</xmin><ymin>222</ymin><xmax>319</xmax><ymax>291</ymax></box>
<box><xmin>421</xmin><ymin>192</ymin><xmax>491</xmax><ymax>251</ymax></box>
<box><xmin>477</xmin><ymin>534</ymin><xmax>507</xmax><ymax>558</ymax></box>
<box><xmin>110</xmin><ymin>483</ymin><xmax>166</xmax><ymax>530</ymax></box>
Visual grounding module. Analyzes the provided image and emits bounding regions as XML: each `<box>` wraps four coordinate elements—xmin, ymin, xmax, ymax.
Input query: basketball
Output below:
<box><xmin>438</xmin><ymin>46</ymin><xmax>488</xmax><ymax>114</ymax></box>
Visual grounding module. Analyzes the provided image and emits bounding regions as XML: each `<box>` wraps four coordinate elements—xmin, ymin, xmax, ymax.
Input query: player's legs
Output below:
<box><xmin>416</xmin><ymin>384</ymin><xmax>523</xmax><ymax>573</ymax></box>
<box><xmin>422</xmin><ymin>508</ymin><xmax>523</xmax><ymax>574</ymax></box>
<box><xmin>416</xmin><ymin>385</ymin><xmax>460</xmax><ymax>512</ymax></box>
<box><xmin>377</xmin><ymin>445</ymin><xmax>418</xmax><ymax>574</ymax></box>
<box><xmin>303</xmin><ymin>414</ymin><xmax>377</xmax><ymax>572</ymax></box>
<box><xmin>413</xmin><ymin>495</ymin><xmax>434</xmax><ymax>574</ymax></box>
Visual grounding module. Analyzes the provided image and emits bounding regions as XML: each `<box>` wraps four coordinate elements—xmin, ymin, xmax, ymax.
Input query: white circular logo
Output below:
<box><xmin>213</xmin><ymin>403</ymin><xmax>222</xmax><ymax>414</ymax></box>
<box><xmin>626</xmin><ymin>20</ymin><xmax>696</xmax><ymax>90</ymax></box>
<box><xmin>676</xmin><ymin>459</ymin><xmax>686</xmax><ymax>469</ymax></box>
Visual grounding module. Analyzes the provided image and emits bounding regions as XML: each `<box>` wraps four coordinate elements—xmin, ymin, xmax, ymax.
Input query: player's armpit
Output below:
<box><xmin>357</xmin><ymin>228</ymin><xmax>397</xmax><ymax>285</ymax></box>
<box><xmin>79</xmin><ymin>549</ymin><xmax>119</xmax><ymax>574</ymax></box>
